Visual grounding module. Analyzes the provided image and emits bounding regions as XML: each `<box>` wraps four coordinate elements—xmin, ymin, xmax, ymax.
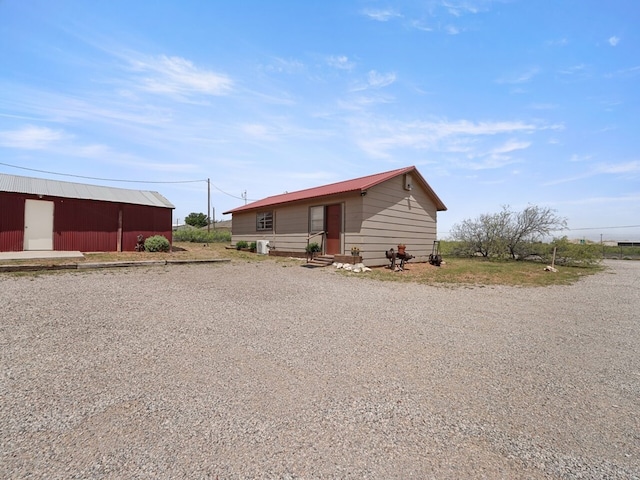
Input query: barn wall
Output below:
<box><xmin>121</xmin><ymin>204</ymin><xmax>173</xmax><ymax>251</ymax></box>
<box><xmin>360</xmin><ymin>175</ymin><xmax>438</xmax><ymax>266</ymax></box>
<box><xmin>0</xmin><ymin>191</ymin><xmax>26</xmax><ymax>251</ymax></box>
<box><xmin>54</xmin><ymin>198</ymin><xmax>119</xmax><ymax>251</ymax></box>
<box><xmin>0</xmin><ymin>191</ymin><xmax>173</xmax><ymax>252</ymax></box>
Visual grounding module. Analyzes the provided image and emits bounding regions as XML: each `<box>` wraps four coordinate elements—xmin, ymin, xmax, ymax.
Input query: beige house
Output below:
<box><xmin>223</xmin><ymin>166</ymin><xmax>447</xmax><ymax>266</ymax></box>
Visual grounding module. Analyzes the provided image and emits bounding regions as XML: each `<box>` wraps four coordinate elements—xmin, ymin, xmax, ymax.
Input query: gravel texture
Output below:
<box><xmin>1</xmin><ymin>259</ymin><xmax>639</xmax><ymax>479</ymax></box>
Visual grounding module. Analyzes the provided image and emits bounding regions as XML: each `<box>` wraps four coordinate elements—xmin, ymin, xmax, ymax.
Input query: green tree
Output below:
<box><xmin>184</xmin><ymin>212</ymin><xmax>208</xmax><ymax>228</ymax></box>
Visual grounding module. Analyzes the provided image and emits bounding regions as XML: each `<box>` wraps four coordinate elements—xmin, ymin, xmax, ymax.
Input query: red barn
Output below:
<box><xmin>0</xmin><ymin>173</ymin><xmax>174</xmax><ymax>252</ymax></box>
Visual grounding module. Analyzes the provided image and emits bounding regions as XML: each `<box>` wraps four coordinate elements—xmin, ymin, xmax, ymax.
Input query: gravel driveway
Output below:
<box><xmin>1</xmin><ymin>260</ymin><xmax>639</xmax><ymax>479</ymax></box>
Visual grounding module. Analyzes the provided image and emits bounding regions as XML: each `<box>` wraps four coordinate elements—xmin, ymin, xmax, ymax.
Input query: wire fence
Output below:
<box><xmin>603</xmin><ymin>244</ymin><xmax>640</xmax><ymax>260</ymax></box>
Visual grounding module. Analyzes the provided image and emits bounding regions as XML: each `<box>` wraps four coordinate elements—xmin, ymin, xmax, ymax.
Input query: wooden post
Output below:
<box><xmin>551</xmin><ymin>246</ymin><xmax>557</xmax><ymax>269</ymax></box>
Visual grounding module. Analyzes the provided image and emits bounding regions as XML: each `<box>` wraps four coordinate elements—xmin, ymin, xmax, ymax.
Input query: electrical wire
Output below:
<box><xmin>0</xmin><ymin>161</ymin><xmax>257</xmax><ymax>201</ymax></box>
<box><xmin>563</xmin><ymin>225</ymin><xmax>640</xmax><ymax>231</ymax></box>
<box><xmin>0</xmin><ymin>161</ymin><xmax>205</xmax><ymax>183</ymax></box>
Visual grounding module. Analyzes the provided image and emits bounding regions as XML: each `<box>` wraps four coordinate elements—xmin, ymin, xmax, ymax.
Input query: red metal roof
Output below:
<box><xmin>223</xmin><ymin>166</ymin><xmax>447</xmax><ymax>214</ymax></box>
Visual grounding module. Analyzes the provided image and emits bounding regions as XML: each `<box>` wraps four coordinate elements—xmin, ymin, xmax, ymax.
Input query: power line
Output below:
<box><xmin>210</xmin><ymin>183</ymin><xmax>256</xmax><ymax>202</ymax></box>
<box><xmin>0</xmin><ymin>161</ymin><xmax>205</xmax><ymax>184</ymax></box>
<box><xmin>0</xmin><ymin>161</ymin><xmax>257</xmax><ymax>202</ymax></box>
<box><xmin>441</xmin><ymin>223</ymin><xmax>640</xmax><ymax>235</ymax></box>
<box><xmin>562</xmin><ymin>225</ymin><xmax>640</xmax><ymax>231</ymax></box>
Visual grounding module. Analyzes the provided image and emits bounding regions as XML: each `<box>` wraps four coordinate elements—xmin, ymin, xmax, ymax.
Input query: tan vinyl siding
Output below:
<box><xmin>230</xmin><ymin>194</ymin><xmax>360</xmax><ymax>254</ymax></box>
<box><xmin>229</xmin><ymin>174</ymin><xmax>441</xmax><ymax>266</ymax></box>
<box><xmin>270</xmin><ymin>203</ymin><xmax>310</xmax><ymax>252</ymax></box>
<box><xmin>230</xmin><ymin>212</ymin><xmax>258</xmax><ymax>236</ymax></box>
<box><xmin>360</xmin><ymin>176</ymin><xmax>438</xmax><ymax>266</ymax></box>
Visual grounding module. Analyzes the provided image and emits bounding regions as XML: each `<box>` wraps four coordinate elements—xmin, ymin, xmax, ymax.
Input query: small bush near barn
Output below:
<box><xmin>144</xmin><ymin>235</ymin><xmax>171</xmax><ymax>252</ymax></box>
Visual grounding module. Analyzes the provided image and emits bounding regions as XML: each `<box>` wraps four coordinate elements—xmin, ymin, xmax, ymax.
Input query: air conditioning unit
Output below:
<box><xmin>256</xmin><ymin>240</ymin><xmax>270</xmax><ymax>255</ymax></box>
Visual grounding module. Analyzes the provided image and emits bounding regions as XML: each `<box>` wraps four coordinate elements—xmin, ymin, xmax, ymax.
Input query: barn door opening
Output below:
<box><xmin>24</xmin><ymin>199</ymin><xmax>54</xmax><ymax>251</ymax></box>
<box><xmin>325</xmin><ymin>204</ymin><xmax>342</xmax><ymax>255</ymax></box>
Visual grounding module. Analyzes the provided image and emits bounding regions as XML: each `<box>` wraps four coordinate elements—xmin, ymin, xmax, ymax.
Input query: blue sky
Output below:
<box><xmin>1</xmin><ymin>1</ymin><xmax>638</xmax><ymax>241</ymax></box>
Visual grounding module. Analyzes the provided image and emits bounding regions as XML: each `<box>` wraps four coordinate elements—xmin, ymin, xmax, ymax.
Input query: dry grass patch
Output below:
<box><xmin>364</xmin><ymin>257</ymin><xmax>603</xmax><ymax>287</ymax></box>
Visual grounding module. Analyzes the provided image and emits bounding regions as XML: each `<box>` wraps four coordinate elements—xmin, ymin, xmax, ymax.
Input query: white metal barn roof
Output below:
<box><xmin>0</xmin><ymin>173</ymin><xmax>175</xmax><ymax>209</ymax></box>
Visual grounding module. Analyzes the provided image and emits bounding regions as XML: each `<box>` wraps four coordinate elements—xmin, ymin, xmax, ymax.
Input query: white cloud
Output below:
<box><xmin>560</xmin><ymin>193</ymin><xmax>640</xmax><ymax>206</ymax></box>
<box><xmin>442</xmin><ymin>1</ymin><xmax>481</xmax><ymax>16</ymax></box>
<box><xmin>489</xmin><ymin>140</ymin><xmax>531</xmax><ymax>155</ymax></box>
<box><xmin>350</xmin><ymin>117</ymin><xmax>551</xmax><ymax>159</ymax></box>
<box><xmin>431</xmin><ymin>119</ymin><xmax>547</xmax><ymax>136</ymax></box>
<box><xmin>445</xmin><ymin>25</ymin><xmax>461</xmax><ymax>35</ymax></box>
<box><xmin>569</xmin><ymin>154</ymin><xmax>593</xmax><ymax>162</ymax></box>
<box><xmin>543</xmin><ymin>160</ymin><xmax>640</xmax><ymax>186</ymax></box>
<box><xmin>608</xmin><ymin>36</ymin><xmax>620</xmax><ymax>46</ymax></box>
<box><xmin>361</xmin><ymin>9</ymin><xmax>402</xmax><ymax>21</ymax></box>
<box><xmin>465</xmin><ymin>155</ymin><xmax>521</xmax><ymax>170</ymax></box>
<box><xmin>546</xmin><ymin>37</ymin><xmax>569</xmax><ymax>47</ymax></box>
<box><xmin>367</xmin><ymin>70</ymin><xmax>397</xmax><ymax>88</ymax></box>
<box><xmin>241</xmin><ymin>123</ymin><xmax>274</xmax><ymax>141</ymax></box>
<box><xmin>327</xmin><ymin>55</ymin><xmax>355</xmax><ymax>71</ymax></box>
<box><xmin>264</xmin><ymin>57</ymin><xmax>305</xmax><ymax>74</ymax></box>
<box><xmin>408</xmin><ymin>20</ymin><xmax>433</xmax><ymax>32</ymax></box>
<box><xmin>597</xmin><ymin>160</ymin><xmax>640</xmax><ymax>174</ymax></box>
<box><xmin>605</xmin><ymin>65</ymin><xmax>640</xmax><ymax>79</ymax></box>
<box><xmin>558</xmin><ymin>64</ymin><xmax>587</xmax><ymax>75</ymax></box>
<box><xmin>130</xmin><ymin>55</ymin><xmax>233</xmax><ymax>97</ymax></box>
<box><xmin>0</xmin><ymin>125</ymin><xmax>66</xmax><ymax>149</ymax></box>
<box><xmin>349</xmin><ymin>71</ymin><xmax>397</xmax><ymax>92</ymax></box>
<box><xmin>497</xmin><ymin>67</ymin><xmax>540</xmax><ymax>84</ymax></box>
<box><xmin>529</xmin><ymin>103</ymin><xmax>558</xmax><ymax>110</ymax></box>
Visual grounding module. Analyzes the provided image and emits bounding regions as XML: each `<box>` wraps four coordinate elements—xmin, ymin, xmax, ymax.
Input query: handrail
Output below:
<box><xmin>306</xmin><ymin>231</ymin><xmax>326</xmax><ymax>258</ymax></box>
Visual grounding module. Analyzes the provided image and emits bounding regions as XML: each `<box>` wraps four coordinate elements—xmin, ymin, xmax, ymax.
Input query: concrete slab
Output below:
<box><xmin>0</xmin><ymin>251</ymin><xmax>85</xmax><ymax>261</ymax></box>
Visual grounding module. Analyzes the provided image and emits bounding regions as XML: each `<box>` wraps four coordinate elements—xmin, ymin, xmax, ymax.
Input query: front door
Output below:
<box><xmin>24</xmin><ymin>199</ymin><xmax>54</xmax><ymax>250</ymax></box>
<box><xmin>325</xmin><ymin>204</ymin><xmax>342</xmax><ymax>255</ymax></box>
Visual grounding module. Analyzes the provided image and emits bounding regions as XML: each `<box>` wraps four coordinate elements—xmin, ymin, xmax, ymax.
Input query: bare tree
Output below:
<box><xmin>504</xmin><ymin>205</ymin><xmax>567</xmax><ymax>259</ymax></box>
<box><xmin>450</xmin><ymin>210</ymin><xmax>509</xmax><ymax>257</ymax></box>
<box><xmin>450</xmin><ymin>205</ymin><xmax>567</xmax><ymax>258</ymax></box>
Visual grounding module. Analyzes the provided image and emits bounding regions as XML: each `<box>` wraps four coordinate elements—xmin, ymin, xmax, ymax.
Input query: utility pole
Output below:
<box><xmin>242</xmin><ymin>190</ymin><xmax>247</xmax><ymax>205</ymax></box>
<box><xmin>207</xmin><ymin>178</ymin><xmax>211</xmax><ymax>233</ymax></box>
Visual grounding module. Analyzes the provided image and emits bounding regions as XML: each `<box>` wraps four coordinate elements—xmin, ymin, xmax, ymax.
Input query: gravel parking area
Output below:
<box><xmin>1</xmin><ymin>260</ymin><xmax>639</xmax><ymax>479</ymax></box>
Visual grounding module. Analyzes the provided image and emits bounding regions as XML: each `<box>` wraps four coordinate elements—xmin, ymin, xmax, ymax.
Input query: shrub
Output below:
<box><xmin>144</xmin><ymin>235</ymin><xmax>171</xmax><ymax>252</ymax></box>
<box><xmin>249</xmin><ymin>241</ymin><xmax>257</xmax><ymax>251</ymax></box>
<box><xmin>546</xmin><ymin>237</ymin><xmax>601</xmax><ymax>266</ymax></box>
<box><xmin>172</xmin><ymin>229</ymin><xmax>231</xmax><ymax>243</ymax></box>
<box><xmin>236</xmin><ymin>240</ymin><xmax>249</xmax><ymax>250</ymax></box>
<box><xmin>305</xmin><ymin>242</ymin><xmax>321</xmax><ymax>254</ymax></box>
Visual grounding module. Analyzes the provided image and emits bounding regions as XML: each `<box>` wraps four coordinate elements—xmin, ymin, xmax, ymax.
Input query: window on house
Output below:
<box><xmin>256</xmin><ymin>211</ymin><xmax>273</xmax><ymax>231</ymax></box>
<box><xmin>309</xmin><ymin>206</ymin><xmax>324</xmax><ymax>233</ymax></box>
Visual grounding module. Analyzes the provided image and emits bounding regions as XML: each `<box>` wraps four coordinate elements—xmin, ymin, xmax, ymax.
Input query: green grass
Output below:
<box><xmin>2</xmin><ymin>243</ymin><xmax>606</xmax><ymax>286</ymax></box>
<box><xmin>363</xmin><ymin>257</ymin><xmax>604</xmax><ymax>287</ymax></box>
